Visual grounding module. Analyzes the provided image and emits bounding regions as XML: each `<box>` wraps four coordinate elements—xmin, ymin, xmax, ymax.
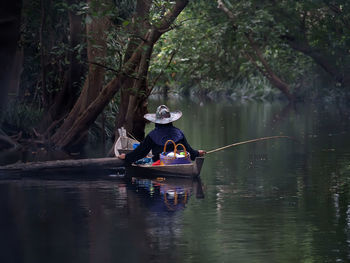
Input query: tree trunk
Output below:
<box><xmin>51</xmin><ymin>0</ymin><xmax>189</xmax><ymax>149</ymax></box>
<box><xmin>8</xmin><ymin>48</ymin><xmax>23</xmax><ymax>98</ymax></box>
<box><xmin>48</xmin><ymin>0</ymin><xmax>111</xmax><ymax>143</ymax></box>
<box><xmin>81</xmin><ymin>0</ymin><xmax>111</xmax><ymax>109</ymax></box>
<box><xmin>115</xmin><ymin>0</ymin><xmax>189</xmax><ymax>140</ymax></box>
<box><xmin>124</xmin><ymin>38</ymin><xmax>154</xmax><ymax>138</ymax></box>
<box><xmin>66</xmin><ymin>0</ymin><xmax>111</xmax><ymax>144</ymax></box>
<box><xmin>39</xmin><ymin>0</ymin><xmax>86</xmax><ymax>132</ymax></box>
<box><xmin>52</xmin><ymin>76</ymin><xmax>124</xmax><ymax>147</ymax></box>
<box><xmin>115</xmin><ymin>0</ymin><xmax>152</xmax><ymax>140</ymax></box>
<box><xmin>129</xmin><ymin>63</ymin><xmax>152</xmax><ymax>140</ymax></box>
<box><xmin>51</xmin><ymin>49</ymin><xmax>142</xmax><ymax>147</ymax></box>
<box><xmin>0</xmin><ymin>0</ymin><xmax>22</xmax><ymax>124</ymax></box>
<box><xmin>40</xmin><ymin>0</ymin><xmax>49</xmax><ymax>109</ymax></box>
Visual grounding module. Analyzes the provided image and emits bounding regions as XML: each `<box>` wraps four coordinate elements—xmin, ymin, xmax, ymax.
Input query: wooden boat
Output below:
<box><xmin>126</xmin><ymin>157</ymin><xmax>204</xmax><ymax>178</ymax></box>
<box><xmin>114</xmin><ymin>135</ymin><xmax>204</xmax><ymax>178</ymax></box>
<box><xmin>114</xmin><ymin>134</ymin><xmax>139</xmax><ymax>156</ymax></box>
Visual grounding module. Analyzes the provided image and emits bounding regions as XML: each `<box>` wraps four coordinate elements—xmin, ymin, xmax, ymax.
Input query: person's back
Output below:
<box><xmin>118</xmin><ymin>105</ymin><xmax>205</xmax><ymax>164</ymax></box>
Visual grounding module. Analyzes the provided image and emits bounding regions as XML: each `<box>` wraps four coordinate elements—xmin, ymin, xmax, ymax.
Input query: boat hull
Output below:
<box><xmin>126</xmin><ymin>157</ymin><xmax>204</xmax><ymax>178</ymax></box>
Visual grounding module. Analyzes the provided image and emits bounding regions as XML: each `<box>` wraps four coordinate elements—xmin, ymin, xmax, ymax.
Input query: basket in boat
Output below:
<box><xmin>160</xmin><ymin>140</ymin><xmax>191</xmax><ymax>165</ymax></box>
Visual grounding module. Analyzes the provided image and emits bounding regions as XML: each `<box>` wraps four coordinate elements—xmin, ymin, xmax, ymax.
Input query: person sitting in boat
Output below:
<box><xmin>118</xmin><ymin>105</ymin><xmax>206</xmax><ymax>165</ymax></box>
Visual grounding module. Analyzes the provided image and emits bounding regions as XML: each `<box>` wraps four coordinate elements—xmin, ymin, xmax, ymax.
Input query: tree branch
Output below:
<box><xmin>148</xmin><ymin>50</ymin><xmax>177</xmax><ymax>95</ymax></box>
<box><xmin>86</xmin><ymin>60</ymin><xmax>119</xmax><ymax>73</ymax></box>
<box><xmin>218</xmin><ymin>0</ymin><xmax>293</xmax><ymax>101</ymax></box>
<box><xmin>217</xmin><ymin>0</ymin><xmax>238</xmax><ymax>29</ymax></box>
<box><xmin>157</xmin><ymin>0</ymin><xmax>189</xmax><ymax>32</ymax></box>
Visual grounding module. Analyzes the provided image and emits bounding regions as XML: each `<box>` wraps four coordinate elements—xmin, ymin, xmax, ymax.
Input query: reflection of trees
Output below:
<box><xmin>0</xmin><ymin>180</ymin><xmax>150</xmax><ymax>262</ymax></box>
<box><xmin>0</xmin><ymin>177</ymin><xmax>204</xmax><ymax>263</ymax></box>
<box><xmin>77</xmin><ymin>181</ymin><xmax>149</xmax><ymax>263</ymax></box>
<box><xmin>161</xmin><ymin>99</ymin><xmax>350</xmax><ymax>262</ymax></box>
<box><xmin>122</xmin><ymin>176</ymin><xmax>203</xmax><ymax>262</ymax></box>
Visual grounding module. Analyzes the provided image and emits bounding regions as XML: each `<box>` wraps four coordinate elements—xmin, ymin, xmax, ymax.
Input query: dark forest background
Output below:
<box><xmin>1</xmin><ymin>0</ymin><xmax>349</xmax><ymax>152</ymax></box>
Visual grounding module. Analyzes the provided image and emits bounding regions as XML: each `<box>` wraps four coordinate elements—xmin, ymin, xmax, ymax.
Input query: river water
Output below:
<box><xmin>1</xmin><ymin>97</ymin><xmax>350</xmax><ymax>263</ymax></box>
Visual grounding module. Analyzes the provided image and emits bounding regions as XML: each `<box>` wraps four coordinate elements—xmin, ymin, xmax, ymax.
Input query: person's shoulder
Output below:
<box><xmin>144</xmin><ymin>132</ymin><xmax>154</xmax><ymax>140</ymax></box>
<box><xmin>170</xmin><ymin>126</ymin><xmax>183</xmax><ymax>134</ymax></box>
<box><xmin>146</xmin><ymin>130</ymin><xmax>157</xmax><ymax>144</ymax></box>
<box><xmin>148</xmin><ymin>128</ymin><xmax>157</xmax><ymax>137</ymax></box>
<box><xmin>172</xmin><ymin>126</ymin><xmax>184</xmax><ymax>133</ymax></box>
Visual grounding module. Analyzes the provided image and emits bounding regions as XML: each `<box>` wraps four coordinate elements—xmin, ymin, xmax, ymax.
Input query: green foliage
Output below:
<box><xmin>13</xmin><ymin>0</ymin><xmax>350</xmax><ymax>143</ymax></box>
<box><xmin>150</xmin><ymin>1</ymin><xmax>242</xmax><ymax>88</ymax></box>
<box><xmin>21</xmin><ymin>0</ymin><xmax>74</xmax><ymax>101</ymax></box>
<box><xmin>88</xmin><ymin>96</ymin><xmax>120</xmax><ymax>143</ymax></box>
<box><xmin>188</xmin><ymin>76</ymin><xmax>279</xmax><ymax>101</ymax></box>
<box><xmin>4</xmin><ymin>102</ymin><xmax>43</xmax><ymax>134</ymax></box>
<box><xmin>264</xmin><ymin>0</ymin><xmax>350</xmax><ymax>85</ymax></box>
<box><xmin>149</xmin><ymin>0</ymin><xmax>291</xmax><ymax>96</ymax></box>
<box><xmin>150</xmin><ymin>0</ymin><xmax>350</xmax><ymax>99</ymax></box>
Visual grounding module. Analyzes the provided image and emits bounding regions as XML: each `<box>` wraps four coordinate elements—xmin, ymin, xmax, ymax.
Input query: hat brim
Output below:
<box><xmin>144</xmin><ymin>111</ymin><xmax>182</xmax><ymax>124</ymax></box>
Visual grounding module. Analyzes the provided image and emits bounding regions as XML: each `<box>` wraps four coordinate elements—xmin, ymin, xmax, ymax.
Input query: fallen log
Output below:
<box><xmin>0</xmin><ymin>157</ymin><xmax>125</xmax><ymax>175</ymax></box>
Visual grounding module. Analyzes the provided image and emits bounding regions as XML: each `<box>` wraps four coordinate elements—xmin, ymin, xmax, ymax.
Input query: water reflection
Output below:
<box><xmin>128</xmin><ymin>177</ymin><xmax>204</xmax><ymax>212</ymax></box>
<box><xmin>2</xmin><ymin>98</ymin><xmax>350</xmax><ymax>262</ymax></box>
<box><xmin>0</xmin><ymin>175</ymin><xmax>203</xmax><ymax>263</ymax></box>
<box><xmin>130</xmin><ymin>177</ymin><xmax>190</xmax><ymax>212</ymax></box>
<box><xmin>149</xmin><ymin>98</ymin><xmax>350</xmax><ymax>263</ymax></box>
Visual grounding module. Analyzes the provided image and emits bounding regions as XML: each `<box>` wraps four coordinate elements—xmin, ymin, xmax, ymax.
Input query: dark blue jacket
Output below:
<box><xmin>125</xmin><ymin>123</ymin><xmax>199</xmax><ymax>163</ymax></box>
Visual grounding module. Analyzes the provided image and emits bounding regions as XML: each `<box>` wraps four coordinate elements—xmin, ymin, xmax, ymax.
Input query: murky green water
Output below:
<box><xmin>1</xmin><ymin>98</ymin><xmax>350</xmax><ymax>263</ymax></box>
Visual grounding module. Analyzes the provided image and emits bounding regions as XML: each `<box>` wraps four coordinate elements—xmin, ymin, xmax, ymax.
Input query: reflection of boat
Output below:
<box><xmin>114</xmin><ymin>135</ymin><xmax>205</xmax><ymax>178</ymax></box>
<box><xmin>127</xmin><ymin>176</ymin><xmax>204</xmax><ymax>211</ymax></box>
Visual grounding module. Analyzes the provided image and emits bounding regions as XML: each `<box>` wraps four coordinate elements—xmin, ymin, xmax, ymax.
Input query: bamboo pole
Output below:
<box><xmin>206</xmin><ymin>136</ymin><xmax>293</xmax><ymax>154</ymax></box>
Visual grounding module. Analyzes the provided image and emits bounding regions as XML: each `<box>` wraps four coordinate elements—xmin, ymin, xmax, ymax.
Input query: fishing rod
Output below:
<box><xmin>206</xmin><ymin>135</ymin><xmax>293</xmax><ymax>155</ymax></box>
